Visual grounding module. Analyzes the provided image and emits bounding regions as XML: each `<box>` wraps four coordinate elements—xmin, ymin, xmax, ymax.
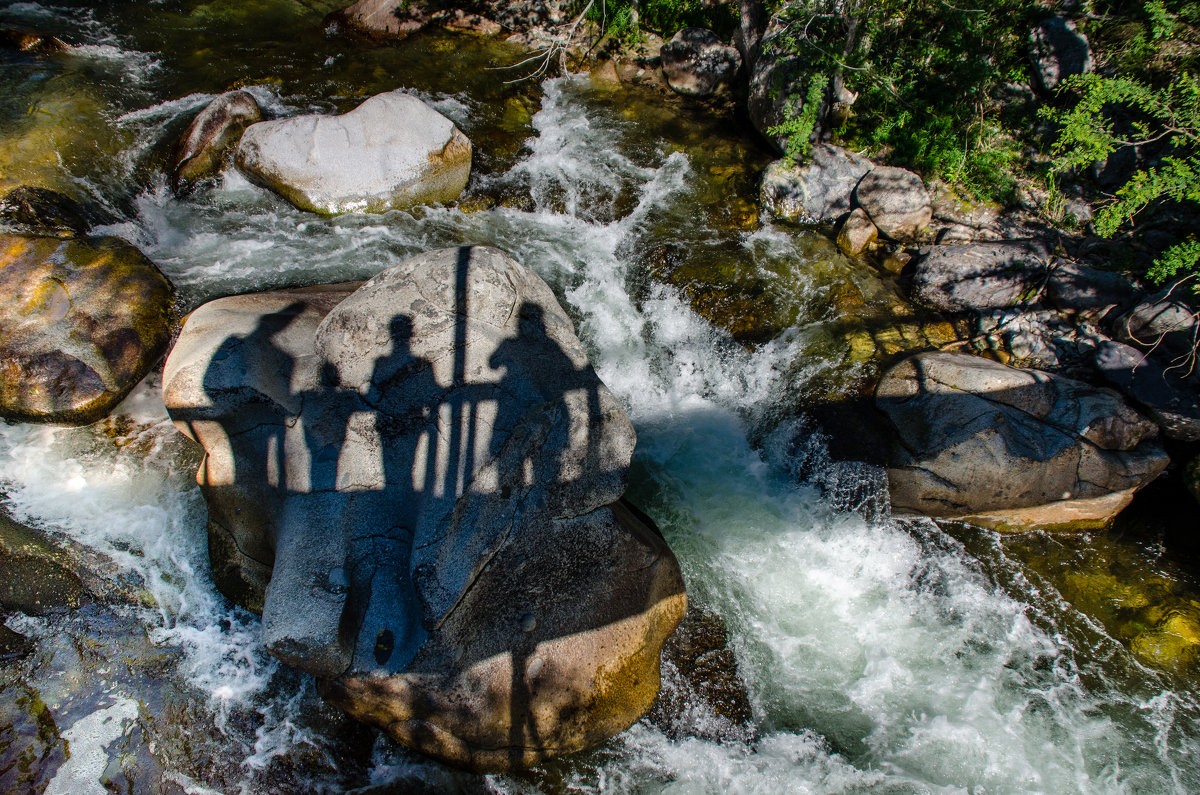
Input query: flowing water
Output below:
<box><xmin>3</xmin><ymin>2</ymin><xmax>1200</xmax><ymax>792</ymax></box>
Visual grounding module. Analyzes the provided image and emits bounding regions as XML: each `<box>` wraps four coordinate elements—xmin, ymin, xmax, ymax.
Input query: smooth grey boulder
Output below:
<box><xmin>853</xmin><ymin>165</ymin><xmax>932</xmax><ymax>241</ymax></box>
<box><xmin>760</xmin><ymin>145</ymin><xmax>872</xmax><ymax>223</ymax></box>
<box><xmin>235</xmin><ymin>90</ymin><xmax>472</xmax><ymax>214</ymax></box>
<box><xmin>1096</xmin><ymin>340</ymin><xmax>1200</xmax><ymax>441</ymax></box>
<box><xmin>162</xmin><ymin>246</ymin><xmax>686</xmax><ymax>772</ymax></box>
<box><xmin>660</xmin><ymin>28</ymin><xmax>741</xmax><ymax>96</ymax></box>
<box><xmin>171</xmin><ymin>90</ymin><xmax>263</xmax><ymax>193</ymax></box>
<box><xmin>876</xmin><ymin>352</ymin><xmax>1167</xmax><ymax>530</ymax></box>
<box><xmin>1030</xmin><ymin>17</ymin><xmax>1093</xmax><ymax>92</ymax></box>
<box><xmin>911</xmin><ymin>240</ymin><xmax>1054</xmax><ymax>313</ymax></box>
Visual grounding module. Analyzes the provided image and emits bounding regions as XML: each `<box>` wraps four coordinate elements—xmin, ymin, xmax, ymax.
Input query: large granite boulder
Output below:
<box><xmin>911</xmin><ymin>240</ymin><xmax>1054</xmax><ymax>313</ymax></box>
<box><xmin>162</xmin><ymin>246</ymin><xmax>686</xmax><ymax>771</ymax></box>
<box><xmin>853</xmin><ymin>165</ymin><xmax>932</xmax><ymax>241</ymax></box>
<box><xmin>760</xmin><ymin>145</ymin><xmax>872</xmax><ymax>224</ymax></box>
<box><xmin>876</xmin><ymin>352</ymin><xmax>1168</xmax><ymax>531</ymax></box>
<box><xmin>171</xmin><ymin>90</ymin><xmax>263</xmax><ymax>193</ymax></box>
<box><xmin>330</xmin><ymin>0</ymin><xmax>430</xmax><ymax>38</ymax></box>
<box><xmin>660</xmin><ymin>28</ymin><xmax>741</xmax><ymax>97</ymax></box>
<box><xmin>235</xmin><ymin>90</ymin><xmax>472</xmax><ymax>214</ymax></box>
<box><xmin>0</xmin><ymin>234</ymin><xmax>174</xmax><ymax>425</ymax></box>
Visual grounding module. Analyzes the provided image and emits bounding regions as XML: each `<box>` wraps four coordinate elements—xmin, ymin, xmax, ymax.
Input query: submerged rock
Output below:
<box><xmin>0</xmin><ymin>186</ymin><xmax>114</xmax><ymax>238</ymax></box>
<box><xmin>162</xmin><ymin>246</ymin><xmax>686</xmax><ymax>772</ymax></box>
<box><xmin>0</xmin><ymin>234</ymin><xmax>174</xmax><ymax>425</ymax></box>
<box><xmin>876</xmin><ymin>352</ymin><xmax>1168</xmax><ymax>531</ymax></box>
<box><xmin>0</xmin><ymin>512</ymin><xmax>84</xmax><ymax>615</ymax></box>
<box><xmin>660</xmin><ymin>28</ymin><xmax>741</xmax><ymax>97</ymax></box>
<box><xmin>760</xmin><ymin>145</ymin><xmax>872</xmax><ymax>224</ymax></box>
<box><xmin>171</xmin><ymin>90</ymin><xmax>263</xmax><ymax>193</ymax></box>
<box><xmin>235</xmin><ymin>90</ymin><xmax>472</xmax><ymax>214</ymax></box>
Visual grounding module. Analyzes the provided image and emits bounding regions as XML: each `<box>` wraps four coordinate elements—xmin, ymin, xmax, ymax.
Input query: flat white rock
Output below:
<box><xmin>235</xmin><ymin>90</ymin><xmax>472</xmax><ymax>214</ymax></box>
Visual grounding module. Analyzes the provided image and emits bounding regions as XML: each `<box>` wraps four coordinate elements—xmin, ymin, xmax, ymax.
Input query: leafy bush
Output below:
<box><xmin>1045</xmin><ymin>2</ymin><xmax>1200</xmax><ymax>290</ymax></box>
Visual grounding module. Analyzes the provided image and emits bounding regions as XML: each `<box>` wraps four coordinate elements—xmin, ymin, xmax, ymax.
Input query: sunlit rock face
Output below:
<box><xmin>234</xmin><ymin>90</ymin><xmax>472</xmax><ymax>215</ymax></box>
<box><xmin>0</xmin><ymin>234</ymin><xmax>174</xmax><ymax>425</ymax></box>
<box><xmin>876</xmin><ymin>352</ymin><xmax>1169</xmax><ymax>532</ymax></box>
<box><xmin>162</xmin><ymin>246</ymin><xmax>686</xmax><ymax>772</ymax></box>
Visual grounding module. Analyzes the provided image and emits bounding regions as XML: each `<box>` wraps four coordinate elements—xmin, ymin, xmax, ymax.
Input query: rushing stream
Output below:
<box><xmin>4</xmin><ymin>2</ymin><xmax>1200</xmax><ymax>792</ymax></box>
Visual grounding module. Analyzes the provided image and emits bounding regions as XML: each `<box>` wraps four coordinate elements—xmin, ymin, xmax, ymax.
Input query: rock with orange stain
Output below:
<box><xmin>0</xmin><ymin>234</ymin><xmax>173</xmax><ymax>425</ymax></box>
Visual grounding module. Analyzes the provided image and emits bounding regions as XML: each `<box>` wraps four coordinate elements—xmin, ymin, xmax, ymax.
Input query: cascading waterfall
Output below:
<box><xmin>3</xmin><ymin>4</ymin><xmax>1200</xmax><ymax>792</ymax></box>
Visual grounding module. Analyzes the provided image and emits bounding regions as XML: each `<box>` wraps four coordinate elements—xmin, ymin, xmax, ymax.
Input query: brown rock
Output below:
<box><xmin>0</xmin><ymin>234</ymin><xmax>174</xmax><ymax>425</ymax></box>
<box><xmin>836</xmin><ymin>207</ymin><xmax>878</xmax><ymax>256</ymax></box>
<box><xmin>171</xmin><ymin>90</ymin><xmax>263</xmax><ymax>193</ymax></box>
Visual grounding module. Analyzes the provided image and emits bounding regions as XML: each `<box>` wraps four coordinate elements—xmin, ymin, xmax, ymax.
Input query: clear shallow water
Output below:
<box><xmin>3</xmin><ymin>2</ymin><xmax>1200</xmax><ymax>792</ymax></box>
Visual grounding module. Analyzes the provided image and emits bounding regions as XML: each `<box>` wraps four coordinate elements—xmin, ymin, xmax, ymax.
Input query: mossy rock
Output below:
<box><xmin>0</xmin><ymin>512</ymin><xmax>85</xmax><ymax>614</ymax></box>
<box><xmin>0</xmin><ymin>234</ymin><xmax>174</xmax><ymax>425</ymax></box>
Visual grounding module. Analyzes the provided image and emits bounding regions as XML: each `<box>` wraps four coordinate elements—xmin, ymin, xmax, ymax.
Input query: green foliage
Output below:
<box><xmin>766</xmin><ymin>74</ymin><xmax>827</xmax><ymax>164</ymax></box>
<box><xmin>586</xmin><ymin>0</ymin><xmax>736</xmax><ymax>41</ymax></box>
<box><xmin>766</xmin><ymin>0</ymin><xmax>1040</xmax><ymax>200</ymax></box>
<box><xmin>1044</xmin><ymin>4</ymin><xmax>1200</xmax><ymax>291</ymax></box>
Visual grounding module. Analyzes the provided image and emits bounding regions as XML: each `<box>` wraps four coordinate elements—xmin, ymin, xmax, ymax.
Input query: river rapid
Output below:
<box><xmin>3</xmin><ymin>2</ymin><xmax>1200</xmax><ymax>792</ymax></box>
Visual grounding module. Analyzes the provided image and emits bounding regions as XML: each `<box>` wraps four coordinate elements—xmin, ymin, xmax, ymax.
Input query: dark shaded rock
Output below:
<box><xmin>1095</xmin><ymin>340</ymin><xmax>1200</xmax><ymax>442</ymax></box>
<box><xmin>660</xmin><ymin>28</ymin><xmax>741</xmax><ymax>97</ymax></box>
<box><xmin>853</xmin><ymin>166</ymin><xmax>932</xmax><ymax>241</ymax></box>
<box><xmin>911</xmin><ymin>240</ymin><xmax>1053</xmax><ymax>313</ymax></box>
<box><xmin>1029</xmin><ymin>17</ymin><xmax>1093</xmax><ymax>92</ymax></box>
<box><xmin>760</xmin><ymin>146</ymin><xmax>872</xmax><ymax>224</ymax></box>
<box><xmin>0</xmin><ymin>234</ymin><xmax>174</xmax><ymax>425</ymax></box>
<box><xmin>876</xmin><ymin>352</ymin><xmax>1168</xmax><ymax>530</ymax></box>
<box><xmin>0</xmin><ymin>186</ymin><xmax>114</xmax><ymax>238</ymax></box>
<box><xmin>1044</xmin><ymin>260</ymin><xmax>1136</xmax><ymax>314</ymax></box>
<box><xmin>647</xmin><ymin>603</ymin><xmax>754</xmax><ymax>743</ymax></box>
<box><xmin>163</xmin><ymin>246</ymin><xmax>686</xmax><ymax>772</ymax></box>
<box><xmin>1111</xmin><ymin>282</ymin><xmax>1200</xmax><ymax>364</ymax></box>
<box><xmin>171</xmin><ymin>90</ymin><xmax>263</xmax><ymax>193</ymax></box>
<box><xmin>746</xmin><ymin>19</ymin><xmax>813</xmax><ymax>152</ymax></box>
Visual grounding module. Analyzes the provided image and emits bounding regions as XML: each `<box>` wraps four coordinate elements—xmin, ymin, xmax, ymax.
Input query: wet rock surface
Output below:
<box><xmin>0</xmin><ymin>186</ymin><xmax>114</xmax><ymax>238</ymax></box>
<box><xmin>162</xmin><ymin>246</ymin><xmax>686</xmax><ymax>771</ymax></box>
<box><xmin>170</xmin><ymin>90</ymin><xmax>263</xmax><ymax>193</ymax></box>
<box><xmin>0</xmin><ymin>234</ymin><xmax>174</xmax><ymax>425</ymax></box>
<box><xmin>876</xmin><ymin>352</ymin><xmax>1169</xmax><ymax>530</ymax></box>
<box><xmin>235</xmin><ymin>90</ymin><xmax>472</xmax><ymax>214</ymax></box>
